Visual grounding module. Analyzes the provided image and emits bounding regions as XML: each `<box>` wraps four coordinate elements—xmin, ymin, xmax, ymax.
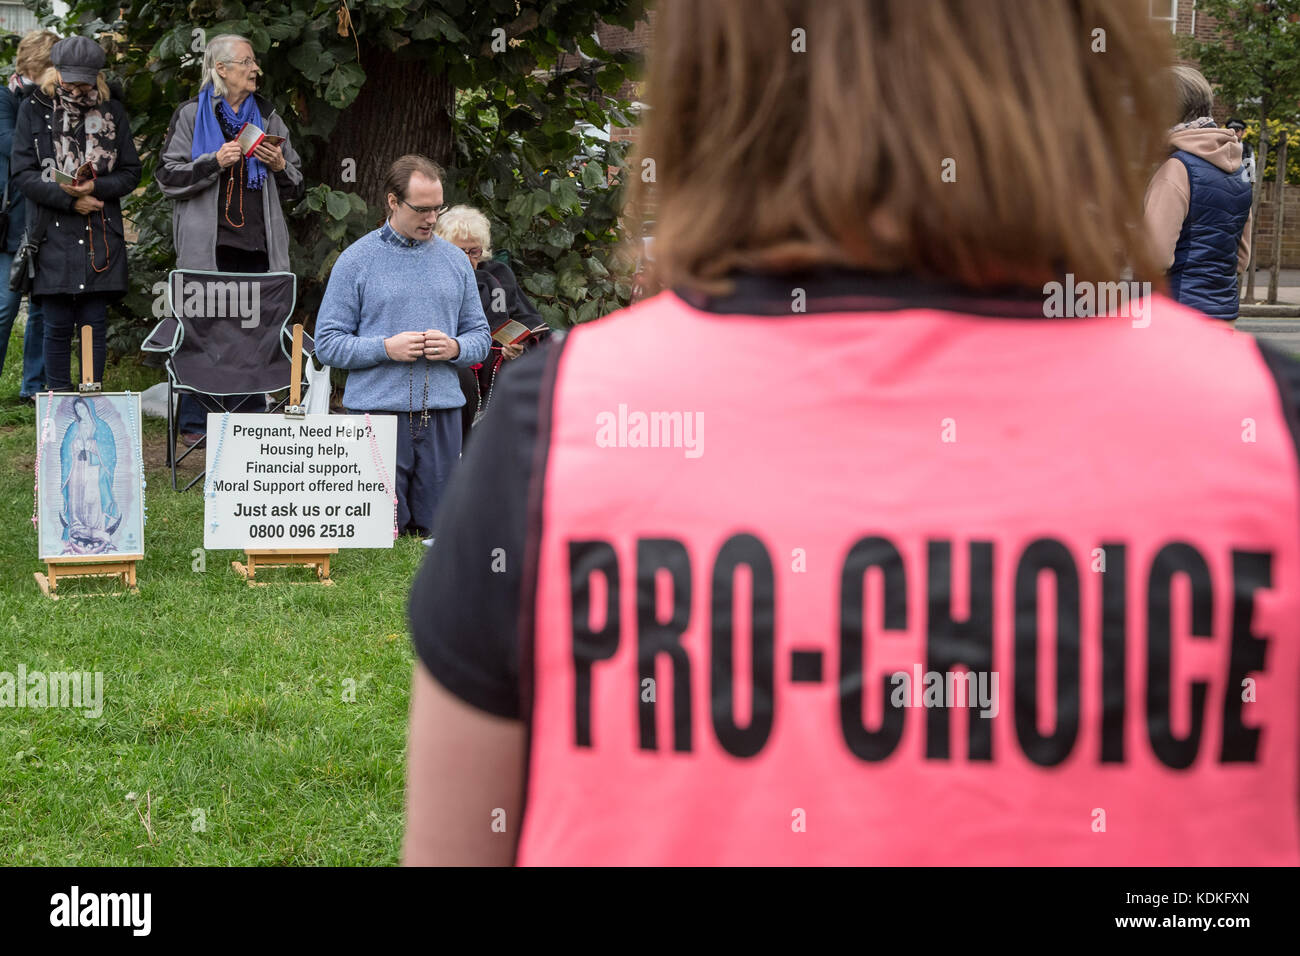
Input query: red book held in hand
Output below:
<box><xmin>234</xmin><ymin>121</ymin><xmax>286</xmax><ymax>157</ymax></box>
<box><xmin>490</xmin><ymin>318</ymin><xmax>550</xmax><ymax>347</ymax></box>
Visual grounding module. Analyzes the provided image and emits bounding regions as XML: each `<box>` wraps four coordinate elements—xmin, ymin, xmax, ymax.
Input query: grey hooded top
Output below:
<box><xmin>156</xmin><ymin>91</ymin><xmax>304</xmax><ymax>272</ymax></box>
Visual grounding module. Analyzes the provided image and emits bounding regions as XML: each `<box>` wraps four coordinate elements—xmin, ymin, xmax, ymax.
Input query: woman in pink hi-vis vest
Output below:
<box><xmin>404</xmin><ymin>0</ymin><xmax>1300</xmax><ymax>866</ymax></box>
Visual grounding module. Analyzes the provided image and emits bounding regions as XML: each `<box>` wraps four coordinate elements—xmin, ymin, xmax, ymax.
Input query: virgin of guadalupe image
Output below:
<box><xmin>58</xmin><ymin>397</ymin><xmax>122</xmax><ymax>554</ymax></box>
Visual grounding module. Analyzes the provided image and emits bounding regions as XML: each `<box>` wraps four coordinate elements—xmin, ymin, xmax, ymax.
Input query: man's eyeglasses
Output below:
<box><xmin>401</xmin><ymin>200</ymin><xmax>448</xmax><ymax>217</ymax></box>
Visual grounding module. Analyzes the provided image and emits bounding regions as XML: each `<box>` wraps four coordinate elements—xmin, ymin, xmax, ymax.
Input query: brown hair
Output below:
<box><xmin>15</xmin><ymin>30</ymin><xmax>58</xmax><ymax>80</ymax></box>
<box><xmin>383</xmin><ymin>154</ymin><xmax>444</xmax><ymax>205</ymax></box>
<box><xmin>630</xmin><ymin>0</ymin><xmax>1175</xmax><ymax>295</ymax></box>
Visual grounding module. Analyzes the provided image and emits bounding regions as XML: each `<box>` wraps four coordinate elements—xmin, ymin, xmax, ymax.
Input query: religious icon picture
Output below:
<box><xmin>35</xmin><ymin>393</ymin><xmax>145</xmax><ymax>560</ymax></box>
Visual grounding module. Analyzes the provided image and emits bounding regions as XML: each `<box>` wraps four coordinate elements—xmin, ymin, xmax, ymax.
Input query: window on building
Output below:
<box><xmin>0</xmin><ymin>0</ymin><xmax>40</xmax><ymax>35</ymax></box>
<box><xmin>1150</xmin><ymin>0</ymin><xmax>1179</xmax><ymax>34</ymax></box>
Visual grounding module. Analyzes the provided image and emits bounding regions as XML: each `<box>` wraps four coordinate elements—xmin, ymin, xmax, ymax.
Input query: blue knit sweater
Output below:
<box><xmin>314</xmin><ymin>223</ymin><xmax>492</xmax><ymax>412</ymax></box>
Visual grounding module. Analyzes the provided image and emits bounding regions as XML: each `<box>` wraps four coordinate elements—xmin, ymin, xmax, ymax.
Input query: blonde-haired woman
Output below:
<box><xmin>10</xmin><ymin>36</ymin><xmax>141</xmax><ymax>391</ymax></box>
<box><xmin>0</xmin><ymin>29</ymin><xmax>57</xmax><ymax>399</ymax></box>
<box><xmin>435</xmin><ymin>204</ymin><xmax>543</xmax><ymax>441</ymax></box>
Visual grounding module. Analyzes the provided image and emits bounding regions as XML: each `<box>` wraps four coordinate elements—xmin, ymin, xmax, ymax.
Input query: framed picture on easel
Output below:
<box><xmin>34</xmin><ymin>392</ymin><xmax>145</xmax><ymax>561</ymax></box>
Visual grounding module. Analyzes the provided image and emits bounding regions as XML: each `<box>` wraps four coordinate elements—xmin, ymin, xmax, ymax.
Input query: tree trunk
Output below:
<box><xmin>1268</xmin><ymin>130</ymin><xmax>1287</xmax><ymax>304</ymax></box>
<box><xmin>1246</xmin><ymin>113</ymin><xmax>1270</xmax><ymax>301</ymax></box>
<box><xmin>299</xmin><ymin>48</ymin><xmax>454</xmax><ymax>247</ymax></box>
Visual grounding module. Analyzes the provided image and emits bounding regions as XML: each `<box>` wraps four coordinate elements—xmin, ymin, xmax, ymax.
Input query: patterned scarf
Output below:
<box><xmin>51</xmin><ymin>85</ymin><xmax>118</xmax><ymax>178</ymax></box>
<box><xmin>1171</xmin><ymin>115</ymin><xmax>1218</xmax><ymax>134</ymax></box>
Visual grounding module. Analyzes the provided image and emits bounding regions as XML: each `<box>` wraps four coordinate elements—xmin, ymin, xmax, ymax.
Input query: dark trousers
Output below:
<box><xmin>0</xmin><ymin>251</ymin><xmax>45</xmax><ymax>395</ymax></box>
<box><xmin>19</xmin><ymin>298</ymin><xmax>45</xmax><ymax>396</ymax></box>
<box><xmin>178</xmin><ymin>245</ymin><xmax>270</xmax><ymax>433</ymax></box>
<box><xmin>178</xmin><ymin>391</ymin><xmax>265</xmax><ymax>434</ymax></box>
<box><xmin>457</xmin><ymin>364</ymin><xmax>479</xmax><ymax>444</ymax></box>
<box><xmin>348</xmin><ymin>407</ymin><xmax>462</xmax><ymax>536</ymax></box>
<box><xmin>38</xmin><ymin>293</ymin><xmax>107</xmax><ymax>391</ymax></box>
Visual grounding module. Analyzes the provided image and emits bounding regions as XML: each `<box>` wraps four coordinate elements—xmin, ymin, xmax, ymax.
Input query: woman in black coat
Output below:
<box><xmin>434</xmin><ymin>205</ymin><xmax>546</xmax><ymax>442</ymax></box>
<box><xmin>10</xmin><ymin>37</ymin><xmax>142</xmax><ymax>390</ymax></box>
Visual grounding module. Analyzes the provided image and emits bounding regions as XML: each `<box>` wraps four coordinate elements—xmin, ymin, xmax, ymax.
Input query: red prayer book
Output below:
<box><xmin>234</xmin><ymin>121</ymin><xmax>286</xmax><ymax>157</ymax></box>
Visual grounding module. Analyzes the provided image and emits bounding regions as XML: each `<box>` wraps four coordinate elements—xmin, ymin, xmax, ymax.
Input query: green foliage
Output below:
<box><xmin>33</xmin><ymin>0</ymin><xmax>645</xmax><ymax>352</ymax></box>
<box><xmin>445</xmin><ymin>87</ymin><xmax>638</xmax><ymax>327</ymax></box>
<box><xmin>1241</xmin><ymin>119</ymin><xmax>1300</xmax><ymax>183</ymax></box>
<box><xmin>1180</xmin><ymin>0</ymin><xmax>1300</xmax><ymax>126</ymax></box>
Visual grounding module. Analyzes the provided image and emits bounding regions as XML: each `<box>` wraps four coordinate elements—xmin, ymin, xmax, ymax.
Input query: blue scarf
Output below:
<box><xmin>192</xmin><ymin>84</ymin><xmax>266</xmax><ymax>190</ymax></box>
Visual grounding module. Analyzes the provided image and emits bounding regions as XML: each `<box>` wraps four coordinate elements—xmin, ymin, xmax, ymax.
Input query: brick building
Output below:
<box><xmin>594</xmin><ymin>18</ymin><xmax>651</xmax><ymax>149</ymax></box>
<box><xmin>553</xmin><ymin>12</ymin><xmax>653</xmax><ymax>151</ymax></box>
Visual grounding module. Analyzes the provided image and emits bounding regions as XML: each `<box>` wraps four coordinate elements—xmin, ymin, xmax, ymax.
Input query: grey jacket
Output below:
<box><xmin>156</xmin><ymin>92</ymin><xmax>304</xmax><ymax>271</ymax></box>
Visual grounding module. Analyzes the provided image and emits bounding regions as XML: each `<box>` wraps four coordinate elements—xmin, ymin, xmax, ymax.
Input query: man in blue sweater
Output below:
<box><xmin>315</xmin><ymin>155</ymin><xmax>491</xmax><ymax>538</ymax></box>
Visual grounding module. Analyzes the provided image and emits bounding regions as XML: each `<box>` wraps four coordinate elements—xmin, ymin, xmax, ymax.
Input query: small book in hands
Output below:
<box><xmin>491</xmin><ymin>318</ymin><xmax>550</xmax><ymax>346</ymax></box>
<box><xmin>53</xmin><ymin>161</ymin><xmax>95</xmax><ymax>185</ymax></box>
<box><xmin>234</xmin><ymin>121</ymin><xmax>286</xmax><ymax>157</ymax></box>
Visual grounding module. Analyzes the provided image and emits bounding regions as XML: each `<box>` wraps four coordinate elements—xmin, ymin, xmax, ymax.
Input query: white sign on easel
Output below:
<box><xmin>202</xmin><ymin>413</ymin><xmax>397</xmax><ymax>550</ymax></box>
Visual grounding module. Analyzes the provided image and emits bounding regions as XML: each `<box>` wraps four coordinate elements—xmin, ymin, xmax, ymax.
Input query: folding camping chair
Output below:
<box><xmin>141</xmin><ymin>270</ymin><xmax>314</xmax><ymax>491</ymax></box>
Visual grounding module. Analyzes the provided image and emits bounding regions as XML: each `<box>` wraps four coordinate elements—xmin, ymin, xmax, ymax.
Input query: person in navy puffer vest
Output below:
<box><xmin>1144</xmin><ymin>66</ymin><xmax>1252</xmax><ymax>321</ymax></box>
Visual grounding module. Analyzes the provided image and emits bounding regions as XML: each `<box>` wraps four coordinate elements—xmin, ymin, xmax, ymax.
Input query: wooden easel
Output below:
<box><xmin>34</xmin><ymin>326</ymin><xmax>141</xmax><ymax>598</ymax></box>
<box><xmin>232</xmin><ymin>548</ymin><xmax>337</xmax><ymax>586</ymax></box>
<box><xmin>231</xmin><ymin>323</ymin><xmax>337</xmax><ymax>586</ymax></box>
<box><xmin>36</xmin><ymin>555</ymin><xmax>141</xmax><ymax>599</ymax></box>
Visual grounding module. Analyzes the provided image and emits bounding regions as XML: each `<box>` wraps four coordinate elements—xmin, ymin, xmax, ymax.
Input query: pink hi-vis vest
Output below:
<box><xmin>515</xmin><ymin>288</ymin><xmax>1300</xmax><ymax>866</ymax></box>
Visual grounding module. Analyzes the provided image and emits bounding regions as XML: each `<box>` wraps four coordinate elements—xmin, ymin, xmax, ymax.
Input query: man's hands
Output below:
<box><xmin>73</xmin><ymin>195</ymin><xmax>104</xmax><ymax>215</ymax></box>
<box><xmin>216</xmin><ymin>141</ymin><xmax>243</xmax><ymax>169</ymax></box>
<box><xmin>385</xmin><ymin>330</ymin><xmax>460</xmax><ymax>363</ymax></box>
<box><xmin>502</xmin><ymin>342</ymin><xmax>524</xmax><ymax>360</ymax></box>
<box><xmin>423</xmin><ymin>330</ymin><xmax>460</xmax><ymax>362</ymax></box>
<box><xmin>385</xmin><ymin>331</ymin><xmax>426</xmax><ymax>362</ymax></box>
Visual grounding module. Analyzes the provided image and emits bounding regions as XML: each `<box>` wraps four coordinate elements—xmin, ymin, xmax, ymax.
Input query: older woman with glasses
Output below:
<box><xmin>434</xmin><ymin>205</ymin><xmax>544</xmax><ymax>441</ymax></box>
<box><xmin>156</xmin><ymin>33</ymin><xmax>304</xmax><ymax>443</ymax></box>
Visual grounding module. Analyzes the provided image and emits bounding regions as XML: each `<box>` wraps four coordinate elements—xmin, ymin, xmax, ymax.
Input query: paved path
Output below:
<box><xmin>1235</xmin><ymin>317</ymin><xmax>1300</xmax><ymax>354</ymax></box>
<box><xmin>1241</xmin><ymin>267</ymin><xmax>1300</xmax><ymax>309</ymax></box>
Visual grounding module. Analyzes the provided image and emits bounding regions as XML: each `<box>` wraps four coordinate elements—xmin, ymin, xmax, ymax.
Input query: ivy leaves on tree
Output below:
<box><xmin>39</xmin><ymin>0</ymin><xmax>645</xmax><ymax>351</ymax></box>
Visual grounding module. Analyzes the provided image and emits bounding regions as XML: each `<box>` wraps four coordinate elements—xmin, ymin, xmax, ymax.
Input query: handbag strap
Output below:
<box><xmin>24</xmin><ymin>203</ymin><xmax>50</xmax><ymax>246</ymax></box>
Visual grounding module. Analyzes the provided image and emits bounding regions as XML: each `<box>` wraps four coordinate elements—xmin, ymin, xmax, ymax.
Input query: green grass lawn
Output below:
<box><xmin>0</xmin><ymin>321</ymin><xmax>421</xmax><ymax>865</ymax></box>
